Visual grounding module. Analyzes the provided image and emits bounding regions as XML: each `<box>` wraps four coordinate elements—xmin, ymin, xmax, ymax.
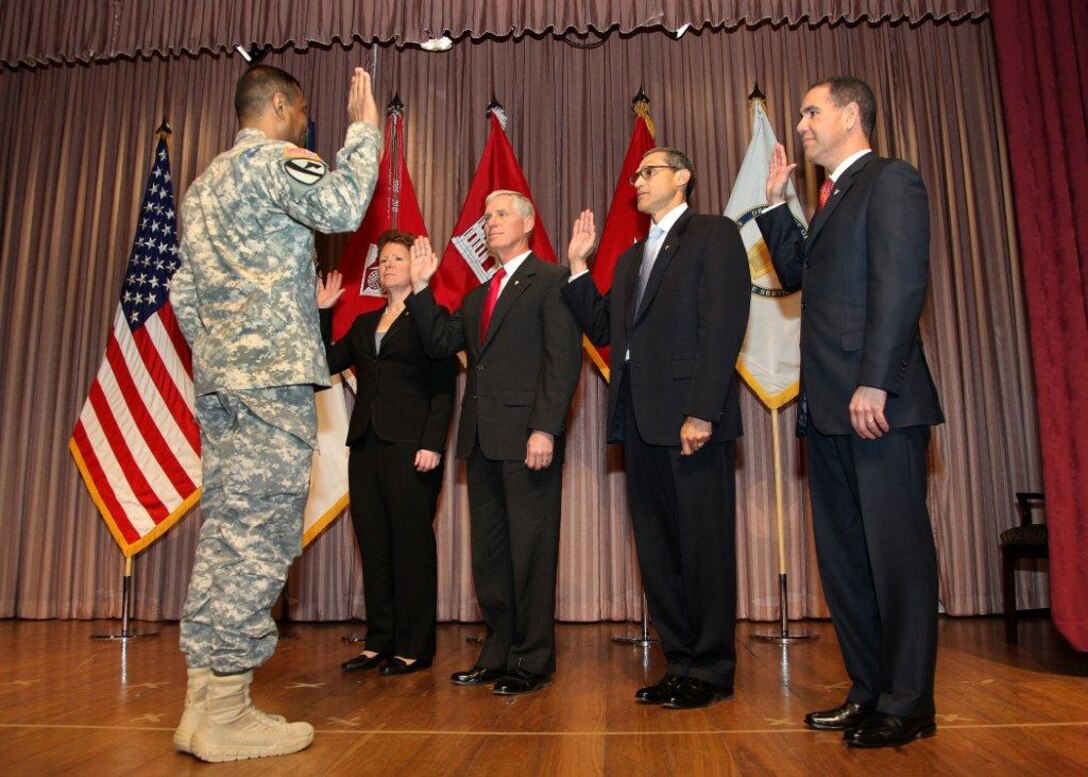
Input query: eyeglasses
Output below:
<box><xmin>628</xmin><ymin>165</ymin><xmax>676</xmax><ymax>186</ymax></box>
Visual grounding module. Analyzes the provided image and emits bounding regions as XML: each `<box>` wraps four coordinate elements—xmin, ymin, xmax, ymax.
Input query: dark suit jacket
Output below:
<box><xmin>561</xmin><ymin>209</ymin><xmax>751</xmax><ymax>446</ymax></box>
<box><xmin>756</xmin><ymin>154</ymin><xmax>943</xmax><ymax>435</ymax></box>
<box><xmin>406</xmin><ymin>253</ymin><xmax>583</xmax><ymax>461</ymax></box>
<box><xmin>320</xmin><ymin>307</ymin><xmax>456</xmax><ymax>451</ymax></box>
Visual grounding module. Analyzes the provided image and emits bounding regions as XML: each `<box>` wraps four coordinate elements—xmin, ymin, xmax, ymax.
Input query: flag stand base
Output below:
<box><xmin>92</xmin><ymin>558</ymin><xmax>159</xmax><ymax>641</ymax></box>
<box><xmin>612</xmin><ymin>593</ymin><xmax>658</xmax><ymax>647</ymax></box>
<box><xmin>750</xmin><ymin>574</ymin><xmax>819</xmax><ymax>645</ymax></box>
<box><xmin>91</xmin><ymin>626</ymin><xmax>159</xmax><ymax>641</ymax></box>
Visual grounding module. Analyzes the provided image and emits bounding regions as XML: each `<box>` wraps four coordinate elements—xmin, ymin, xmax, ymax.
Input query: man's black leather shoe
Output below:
<box><xmin>341</xmin><ymin>652</ymin><xmax>386</xmax><ymax>671</ymax></box>
<box><xmin>378</xmin><ymin>657</ymin><xmax>432</xmax><ymax>676</ymax></box>
<box><xmin>451</xmin><ymin>666</ymin><xmax>507</xmax><ymax>686</ymax></box>
<box><xmin>662</xmin><ymin>677</ymin><xmax>733</xmax><ymax>709</ymax></box>
<box><xmin>844</xmin><ymin>713</ymin><xmax>937</xmax><ymax>748</ymax></box>
<box><xmin>804</xmin><ymin>701</ymin><xmax>873</xmax><ymax>731</ymax></box>
<box><xmin>492</xmin><ymin>669</ymin><xmax>551</xmax><ymax>696</ymax></box>
<box><xmin>635</xmin><ymin>674</ymin><xmax>683</xmax><ymax>704</ymax></box>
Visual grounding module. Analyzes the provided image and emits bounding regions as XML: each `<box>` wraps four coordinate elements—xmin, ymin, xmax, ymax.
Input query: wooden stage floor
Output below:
<box><xmin>0</xmin><ymin>617</ymin><xmax>1085</xmax><ymax>775</ymax></box>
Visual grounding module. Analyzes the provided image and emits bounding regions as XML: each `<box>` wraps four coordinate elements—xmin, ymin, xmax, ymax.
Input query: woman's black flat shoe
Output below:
<box><xmin>378</xmin><ymin>657</ymin><xmax>433</xmax><ymax>676</ymax></box>
<box><xmin>342</xmin><ymin>652</ymin><xmax>386</xmax><ymax>671</ymax></box>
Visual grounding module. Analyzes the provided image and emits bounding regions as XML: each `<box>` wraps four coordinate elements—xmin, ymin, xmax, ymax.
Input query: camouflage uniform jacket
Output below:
<box><xmin>171</xmin><ymin>122</ymin><xmax>381</xmax><ymax>395</ymax></box>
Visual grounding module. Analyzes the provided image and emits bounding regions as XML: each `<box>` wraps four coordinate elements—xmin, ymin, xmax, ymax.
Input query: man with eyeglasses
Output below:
<box><xmin>563</xmin><ymin>147</ymin><xmax>750</xmax><ymax>708</ymax></box>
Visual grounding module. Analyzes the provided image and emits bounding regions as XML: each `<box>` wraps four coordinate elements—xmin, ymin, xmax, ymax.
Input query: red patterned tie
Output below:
<box><xmin>479</xmin><ymin>267</ymin><xmax>507</xmax><ymax>341</ymax></box>
<box><xmin>817</xmin><ymin>178</ymin><xmax>835</xmax><ymax>212</ymax></box>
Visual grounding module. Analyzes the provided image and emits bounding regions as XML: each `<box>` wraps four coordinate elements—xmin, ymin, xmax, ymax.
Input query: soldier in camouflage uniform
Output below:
<box><xmin>168</xmin><ymin>64</ymin><xmax>380</xmax><ymax>763</ymax></box>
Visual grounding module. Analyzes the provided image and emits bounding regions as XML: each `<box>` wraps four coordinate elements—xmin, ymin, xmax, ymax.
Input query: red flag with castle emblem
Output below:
<box><xmin>332</xmin><ymin>96</ymin><xmax>428</xmax><ymax>341</ymax></box>
<box><xmin>430</xmin><ymin>101</ymin><xmax>555</xmax><ymax>312</ymax></box>
<box><xmin>585</xmin><ymin>92</ymin><xmax>656</xmax><ymax>381</ymax></box>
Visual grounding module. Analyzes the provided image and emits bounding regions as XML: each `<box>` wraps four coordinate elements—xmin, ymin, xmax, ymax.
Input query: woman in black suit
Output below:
<box><xmin>317</xmin><ymin>230</ymin><xmax>456</xmax><ymax>676</ymax></box>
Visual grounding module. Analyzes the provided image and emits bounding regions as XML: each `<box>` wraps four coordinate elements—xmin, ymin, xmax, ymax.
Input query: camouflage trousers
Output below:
<box><xmin>180</xmin><ymin>385</ymin><xmax>316</xmax><ymax>674</ymax></box>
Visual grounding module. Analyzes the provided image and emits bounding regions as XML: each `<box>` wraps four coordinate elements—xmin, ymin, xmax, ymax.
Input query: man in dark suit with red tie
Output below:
<box><xmin>406</xmin><ymin>190</ymin><xmax>582</xmax><ymax>695</ymax></box>
<box><xmin>563</xmin><ymin>147</ymin><xmax>751</xmax><ymax>709</ymax></box>
<box><xmin>757</xmin><ymin>76</ymin><xmax>944</xmax><ymax>748</ymax></box>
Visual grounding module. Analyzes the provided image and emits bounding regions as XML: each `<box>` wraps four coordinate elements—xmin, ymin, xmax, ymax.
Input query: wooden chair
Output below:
<box><xmin>999</xmin><ymin>491</ymin><xmax>1048</xmax><ymax>644</ymax></box>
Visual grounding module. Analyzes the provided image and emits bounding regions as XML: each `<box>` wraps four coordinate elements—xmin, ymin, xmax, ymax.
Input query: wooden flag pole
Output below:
<box><xmin>610</xmin><ymin>89</ymin><xmax>658</xmax><ymax>652</ymax></box>
<box><xmin>751</xmin><ymin>406</ymin><xmax>817</xmax><ymax>644</ymax></box>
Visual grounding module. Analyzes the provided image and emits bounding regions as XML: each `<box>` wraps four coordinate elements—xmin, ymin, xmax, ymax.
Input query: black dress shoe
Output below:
<box><xmin>635</xmin><ymin>674</ymin><xmax>683</xmax><ymax>704</ymax></box>
<box><xmin>451</xmin><ymin>666</ymin><xmax>507</xmax><ymax>686</ymax></box>
<box><xmin>492</xmin><ymin>669</ymin><xmax>551</xmax><ymax>696</ymax></box>
<box><xmin>341</xmin><ymin>652</ymin><xmax>387</xmax><ymax>671</ymax></box>
<box><xmin>804</xmin><ymin>701</ymin><xmax>873</xmax><ymax>731</ymax></box>
<box><xmin>844</xmin><ymin>713</ymin><xmax>937</xmax><ymax>748</ymax></box>
<box><xmin>378</xmin><ymin>657</ymin><xmax>433</xmax><ymax>676</ymax></box>
<box><xmin>662</xmin><ymin>677</ymin><xmax>733</xmax><ymax>709</ymax></box>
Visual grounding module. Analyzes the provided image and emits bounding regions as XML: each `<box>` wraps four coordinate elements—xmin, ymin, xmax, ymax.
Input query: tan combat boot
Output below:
<box><xmin>173</xmin><ymin>666</ymin><xmax>211</xmax><ymax>753</ymax></box>
<box><xmin>174</xmin><ymin>666</ymin><xmax>285</xmax><ymax>754</ymax></box>
<box><xmin>189</xmin><ymin>670</ymin><xmax>313</xmax><ymax>762</ymax></box>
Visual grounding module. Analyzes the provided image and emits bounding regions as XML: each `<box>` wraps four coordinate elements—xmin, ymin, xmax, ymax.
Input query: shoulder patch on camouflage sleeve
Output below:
<box><xmin>283</xmin><ymin>157</ymin><xmax>328</xmax><ymax>186</ymax></box>
<box><xmin>284</xmin><ymin>147</ymin><xmax>322</xmax><ymax>160</ymax></box>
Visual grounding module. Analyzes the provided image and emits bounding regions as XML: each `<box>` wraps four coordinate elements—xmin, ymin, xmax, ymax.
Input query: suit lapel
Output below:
<box><xmin>805</xmin><ymin>152</ymin><xmax>875</xmax><ymax>251</ymax></box>
<box><xmin>378</xmin><ymin>307</ymin><xmax>411</xmax><ymax>353</ymax></box>
<box><xmin>356</xmin><ymin>310</ymin><xmax>381</xmax><ymax>359</ymax></box>
<box><xmin>634</xmin><ymin>209</ymin><xmax>694</xmax><ymax>325</ymax></box>
<box><xmin>481</xmin><ymin>254</ymin><xmax>536</xmax><ymax>352</ymax></box>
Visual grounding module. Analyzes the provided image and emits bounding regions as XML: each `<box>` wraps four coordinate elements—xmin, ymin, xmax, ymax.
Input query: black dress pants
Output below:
<box><xmin>621</xmin><ymin>373</ymin><xmax>738</xmax><ymax>689</ymax></box>
<box><xmin>349</xmin><ymin>427</ymin><xmax>442</xmax><ymax>660</ymax></box>
<box><xmin>465</xmin><ymin>438</ymin><xmax>563</xmax><ymax>676</ymax></box>
<box><xmin>807</xmin><ymin>424</ymin><xmax>938</xmax><ymax>718</ymax></box>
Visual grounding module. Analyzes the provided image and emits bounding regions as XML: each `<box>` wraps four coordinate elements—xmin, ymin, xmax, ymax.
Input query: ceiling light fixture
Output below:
<box><xmin>420</xmin><ymin>36</ymin><xmax>453</xmax><ymax>52</ymax></box>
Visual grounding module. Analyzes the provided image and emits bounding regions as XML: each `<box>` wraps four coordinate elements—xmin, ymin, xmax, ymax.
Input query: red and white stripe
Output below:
<box><xmin>71</xmin><ymin>302</ymin><xmax>200</xmax><ymax>551</ymax></box>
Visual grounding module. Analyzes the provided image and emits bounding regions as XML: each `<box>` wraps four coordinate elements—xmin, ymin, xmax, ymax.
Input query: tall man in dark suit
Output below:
<box><xmin>406</xmin><ymin>190</ymin><xmax>582</xmax><ymax>695</ymax></box>
<box><xmin>563</xmin><ymin>147</ymin><xmax>750</xmax><ymax>709</ymax></box>
<box><xmin>757</xmin><ymin>76</ymin><xmax>944</xmax><ymax>748</ymax></box>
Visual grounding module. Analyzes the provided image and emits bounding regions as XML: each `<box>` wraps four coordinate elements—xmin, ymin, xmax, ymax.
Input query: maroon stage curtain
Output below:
<box><xmin>0</xmin><ymin>0</ymin><xmax>989</xmax><ymax>68</ymax></box>
<box><xmin>990</xmin><ymin>0</ymin><xmax>1088</xmax><ymax>650</ymax></box>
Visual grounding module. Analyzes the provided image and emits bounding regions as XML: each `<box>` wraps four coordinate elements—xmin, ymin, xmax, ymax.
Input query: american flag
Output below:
<box><xmin>69</xmin><ymin>133</ymin><xmax>201</xmax><ymax>557</ymax></box>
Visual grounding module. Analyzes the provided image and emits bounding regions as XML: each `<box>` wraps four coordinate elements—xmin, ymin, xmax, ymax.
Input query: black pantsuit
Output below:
<box><xmin>321</xmin><ymin>306</ymin><xmax>456</xmax><ymax>662</ymax></box>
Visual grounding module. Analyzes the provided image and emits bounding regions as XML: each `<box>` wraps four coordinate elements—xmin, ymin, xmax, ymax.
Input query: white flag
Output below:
<box><xmin>724</xmin><ymin>99</ymin><xmax>806</xmax><ymax>410</ymax></box>
<box><xmin>303</xmin><ymin>373</ymin><xmax>351</xmax><ymax>546</ymax></box>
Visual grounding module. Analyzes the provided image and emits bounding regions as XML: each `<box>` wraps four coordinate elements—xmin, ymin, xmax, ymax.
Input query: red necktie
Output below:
<box><xmin>817</xmin><ymin>178</ymin><xmax>835</xmax><ymax>212</ymax></box>
<box><xmin>479</xmin><ymin>267</ymin><xmax>507</xmax><ymax>341</ymax></box>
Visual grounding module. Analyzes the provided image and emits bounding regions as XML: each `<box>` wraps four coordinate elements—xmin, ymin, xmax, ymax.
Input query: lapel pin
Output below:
<box><xmin>514</xmin><ymin>280</ymin><xmax>520</xmax><ymax>286</ymax></box>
